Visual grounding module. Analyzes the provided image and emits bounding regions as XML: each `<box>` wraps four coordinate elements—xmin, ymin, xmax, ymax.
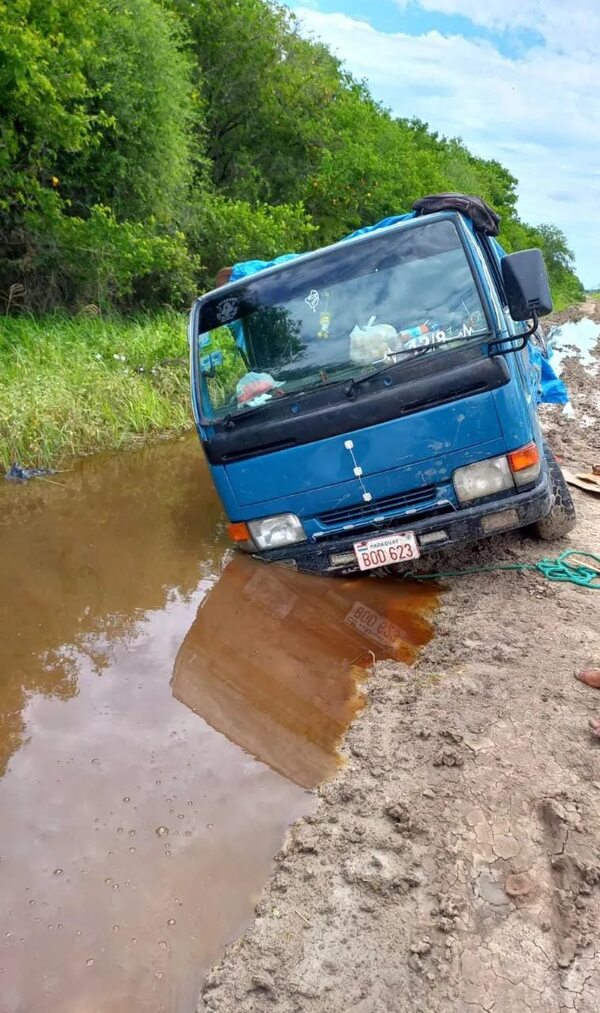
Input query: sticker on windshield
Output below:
<box><xmin>216</xmin><ymin>297</ymin><xmax>239</xmax><ymax>324</ymax></box>
<box><xmin>305</xmin><ymin>289</ymin><xmax>320</xmax><ymax>313</ymax></box>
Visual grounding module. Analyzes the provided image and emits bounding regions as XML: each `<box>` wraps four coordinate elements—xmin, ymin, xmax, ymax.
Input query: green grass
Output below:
<box><xmin>552</xmin><ymin>290</ymin><xmax>585</xmax><ymax>312</ymax></box>
<box><xmin>0</xmin><ymin>311</ymin><xmax>195</xmax><ymax>470</ymax></box>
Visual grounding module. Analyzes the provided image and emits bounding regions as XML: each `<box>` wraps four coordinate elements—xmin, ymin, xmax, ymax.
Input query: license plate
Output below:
<box><xmin>344</xmin><ymin>602</ymin><xmax>404</xmax><ymax>651</ymax></box>
<box><xmin>353</xmin><ymin>531</ymin><xmax>420</xmax><ymax>571</ymax></box>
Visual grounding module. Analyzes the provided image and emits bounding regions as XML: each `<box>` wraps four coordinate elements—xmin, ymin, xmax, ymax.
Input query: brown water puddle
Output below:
<box><xmin>173</xmin><ymin>554</ymin><xmax>437</xmax><ymax>789</ymax></box>
<box><xmin>0</xmin><ymin>438</ymin><xmax>439</xmax><ymax>1012</ymax></box>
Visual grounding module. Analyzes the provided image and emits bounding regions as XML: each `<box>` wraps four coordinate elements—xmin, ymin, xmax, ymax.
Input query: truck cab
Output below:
<box><xmin>188</xmin><ymin>194</ymin><xmax>575</xmax><ymax>574</ymax></box>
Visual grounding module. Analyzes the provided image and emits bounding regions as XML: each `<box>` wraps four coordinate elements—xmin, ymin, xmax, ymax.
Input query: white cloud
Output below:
<box><xmin>293</xmin><ymin>6</ymin><xmax>600</xmax><ymax>286</ymax></box>
<box><xmin>414</xmin><ymin>0</ymin><xmax>600</xmax><ymax>55</ymax></box>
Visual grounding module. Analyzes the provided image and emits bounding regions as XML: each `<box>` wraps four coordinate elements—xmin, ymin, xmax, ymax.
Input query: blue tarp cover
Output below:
<box><xmin>528</xmin><ymin>342</ymin><xmax>569</xmax><ymax>404</ymax></box>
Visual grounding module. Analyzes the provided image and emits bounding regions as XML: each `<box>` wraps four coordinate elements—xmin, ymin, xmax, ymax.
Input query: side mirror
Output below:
<box><xmin>501</xmin><ymin>249</ymin><xmax>553</xmax><ymax>321</ymax></box>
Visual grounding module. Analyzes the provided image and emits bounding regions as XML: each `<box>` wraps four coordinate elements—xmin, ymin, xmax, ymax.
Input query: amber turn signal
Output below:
<box><xmin>227</xmin><ymin>521</ymin><xmax>251</xmax><ymax>542</ymax></box>
<box><xmin>507</xmin><ymin>442</ymin><xmax>539</xmax><ymax>473</ymax></box>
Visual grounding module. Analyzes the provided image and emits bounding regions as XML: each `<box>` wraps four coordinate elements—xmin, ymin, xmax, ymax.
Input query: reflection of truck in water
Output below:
<box><xmin>188</xmin><ymin>194</ymin><xmax>576</xmax><ymax>575</ymax></box>
<box><xmin>171</xmin><ymin>555</ymin><xmax>437</xmax><ymax>788</ymax></box>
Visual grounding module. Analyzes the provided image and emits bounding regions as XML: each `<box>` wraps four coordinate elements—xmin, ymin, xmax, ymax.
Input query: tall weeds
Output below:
<box><xmin>0</xmin><ymin>312</ymin><xmax>194</xmax><ymax>469</ymax></box>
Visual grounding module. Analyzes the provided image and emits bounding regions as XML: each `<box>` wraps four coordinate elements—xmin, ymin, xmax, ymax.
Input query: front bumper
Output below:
<box><xmin>251</xmin><ymin>471</ymin><xmax>552</xmax><ymax>575</ymax></box>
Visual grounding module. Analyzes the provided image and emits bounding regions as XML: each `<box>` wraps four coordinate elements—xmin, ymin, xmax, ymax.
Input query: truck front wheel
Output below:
<box><xmin>533</xmin><ymin>447</ymin><xmax>576</xmax><ymax>540</ymax></box>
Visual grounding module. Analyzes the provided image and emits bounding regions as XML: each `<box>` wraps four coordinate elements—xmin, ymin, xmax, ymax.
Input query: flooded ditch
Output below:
<box><xmin>543</xmin><ymin>316</ymin><xmax>600</xmax><ymax>456</ymax></box>
<box><xmin>0</xmin><ymin>438</ymin><xmax>439</xmax><ymax>1012</ymax></box>
<box><xmin>549</xmin><ymin>316</ymin><xmax>600</xmax><ymax>374</ymax></box>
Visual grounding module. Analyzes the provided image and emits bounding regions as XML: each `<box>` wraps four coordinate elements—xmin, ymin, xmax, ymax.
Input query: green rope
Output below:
<box><xmin>413</xmin><ymin>549</ymin><xmax>600</xmax><ymax>589</ymax></box>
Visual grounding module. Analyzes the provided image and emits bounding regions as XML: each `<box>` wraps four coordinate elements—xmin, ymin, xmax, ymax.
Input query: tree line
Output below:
<box><xmin>0</xmin><ymin>0</ymin><xmax>584</xmax><ymax>314</ymax></box>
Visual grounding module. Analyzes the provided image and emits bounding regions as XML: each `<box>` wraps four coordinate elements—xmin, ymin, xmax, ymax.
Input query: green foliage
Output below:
<box><xmin>189</xmin><ymin>193</ymin><xmax>316</xmax><ymax>284</ymax></box>
<box><xmin>532</xmin><ymin>224</ymin><xmax>585</xmax><ymax>309</ymax></box>
<box><xmin>496</xmin><ymin>216</ymin><xmax>585</xmax><ymax>310</ymax></box>
<box><xmin>300</xmin><ymin>93</ymin><xmax>447</xmax><ymax>243</ymax></box>
<box><xmin>0</xmin><ymin>0</ymin><xmax>199</xmax><ymax>312</ymax></box>
<box><xmin>0</xmin><ymin>312</ymin><xmax>192</xmax><ymax>468</ymax></box>
<box><xmin>170</xmin><ymin>0</ymin><xmax>344</xmax><ymax>204</ymax></box>
<box><xmin>1</xmin><ymin>0</ymin><xmax>583</xmax><ymax>316</ymax></box>
<box><xmin>56</xmin><ymin>0</ymin><xmax>198</xmax><ymax>223</ymax></box>
<box><xmin>20</xmin><ymin>202</ymin><xmax>198</xmax><ymax>312</ymax></box>
<box><xmin>0</xmin><ymin>0</ymin><xmax>97</xmax><ymax>208</ymax></box>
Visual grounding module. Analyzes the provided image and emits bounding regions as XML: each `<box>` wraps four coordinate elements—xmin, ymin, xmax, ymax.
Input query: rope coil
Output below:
<box><xmin>413</xmin><ymin>550</ymin><xmax>600</xmax><ymax>589</ymax></box>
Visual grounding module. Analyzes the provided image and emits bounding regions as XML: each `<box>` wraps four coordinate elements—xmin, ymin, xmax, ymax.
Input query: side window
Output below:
<box><xmin>200</xmin><ymin>325</ymin><xmax>248</xmax><ymax>413</ymax></box>
<box><xmin>475</xmin><ymin>235</ymin><xmax>509</xmax><ymax>326</ymax></box>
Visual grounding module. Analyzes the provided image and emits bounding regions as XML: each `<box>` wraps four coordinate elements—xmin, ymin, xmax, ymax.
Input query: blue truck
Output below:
<box><xmin>189</xmin><ymin>193</ymin><xmax>575</xmax><ymax>575</ymax></box>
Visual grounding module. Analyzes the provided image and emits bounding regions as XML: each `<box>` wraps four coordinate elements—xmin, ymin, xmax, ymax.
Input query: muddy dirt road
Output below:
<box><xmin>200</xmin><ymin>321</ymin><xmax>600</xmax><ymax>1013</ymax></box>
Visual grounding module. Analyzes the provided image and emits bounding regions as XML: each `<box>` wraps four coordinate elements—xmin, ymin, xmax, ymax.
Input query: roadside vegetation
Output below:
<box><xmin>0</xmin><ymin>0</ymin><xmax>585</xmax><ymax>468</ymax></box>
<box><xmin>0</xmin><ymin>313</ymin><xmax>191</xmax><ymax>469</ymax></box>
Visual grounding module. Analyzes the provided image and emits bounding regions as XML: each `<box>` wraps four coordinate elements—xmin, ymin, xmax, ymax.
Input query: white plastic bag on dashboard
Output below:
<box><xmin>349</xmin><ymin>315</ymin><xmax>397</xmax><ymax>366</ymax></box>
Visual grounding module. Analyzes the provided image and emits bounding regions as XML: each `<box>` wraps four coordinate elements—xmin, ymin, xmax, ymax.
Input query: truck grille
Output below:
<box><xmin>317</xmin><ymin>485</ymin><xmax>437</xmax><ymax>527</ymax></box>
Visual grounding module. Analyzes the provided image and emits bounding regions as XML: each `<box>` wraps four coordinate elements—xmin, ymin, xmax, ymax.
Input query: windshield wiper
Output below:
<box><xmin>221</xmin><ymin>402</ymin><xmax>275</xmax><ymax>428</ymax></box>
<box><xmin>343</xmin><ymin>334</ymin><xmax>490</xmax><ymax>398</ymax></box>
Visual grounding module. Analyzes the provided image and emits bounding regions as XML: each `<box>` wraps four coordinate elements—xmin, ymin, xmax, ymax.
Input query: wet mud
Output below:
<box><xmin>543</xmin><ymin>316</ymin><xmax>600</xmax><ymax>460</ymax></box>
<box><xmin>0</xmin><ymin>439</ymin><xmax>438</xmax><ymax>1012</ymax></box>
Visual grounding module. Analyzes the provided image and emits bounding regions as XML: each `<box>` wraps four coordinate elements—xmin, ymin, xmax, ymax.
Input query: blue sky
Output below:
<box><xmin>284</xmin><ymin>0</ymin><xmax>599</xmax><ymax>287</ymax></box>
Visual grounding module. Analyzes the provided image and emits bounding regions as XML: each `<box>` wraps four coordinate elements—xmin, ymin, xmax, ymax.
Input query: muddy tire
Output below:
<box><xmin>533</xmin><ymin>447</ymin><xmax>576</xmax><ymax>540</ymax></box>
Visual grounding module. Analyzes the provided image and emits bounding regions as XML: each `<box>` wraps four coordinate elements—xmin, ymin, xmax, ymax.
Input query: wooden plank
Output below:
<box><xmin>563</xmin><ymin>470</ymin><xmax>600</xmax><ymax>496</ymax></box>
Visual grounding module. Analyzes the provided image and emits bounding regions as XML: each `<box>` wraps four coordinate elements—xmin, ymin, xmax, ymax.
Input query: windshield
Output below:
<box><xmin>196</xmin><ymin>218</ymin><xmax>489</xmax><ymax>420</ymax></box>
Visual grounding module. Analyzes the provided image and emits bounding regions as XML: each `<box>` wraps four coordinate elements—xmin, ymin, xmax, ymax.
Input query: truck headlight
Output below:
<box><xmin>453</xmin><ymin>455</ymin><xmax>514</xmax><ymax>503</ymax></box>
<box><xmin>248</xmin><ymin>513</ymin><xmax>306</xmax><ymax>550</ymax></box>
